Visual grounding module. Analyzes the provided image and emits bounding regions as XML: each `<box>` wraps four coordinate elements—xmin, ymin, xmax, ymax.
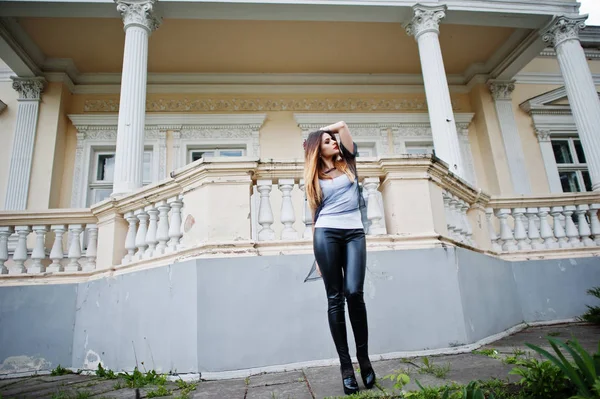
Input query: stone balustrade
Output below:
<box><xmin>0</xmin><ymin>210</ymin><xmax>97</xmax><ymax>275</ymax></box>
<box><xmin>485</xmin><ymin>194</ymin><xmax>600</xmax><ymax>253</ymax></box>
<box><xmin>251</xmin><ymin>162</ymin><xmax>387</xmax><ymax>241</ymax></box>
<box><xmin>121</xmin><ymin>196</ymin><xmax>185</xmax><ymax>264</ymax></box>
<box><xmin>2</xmin><ymin>157</ymin><xmax>600</xmax><ymax>279</ymax></box>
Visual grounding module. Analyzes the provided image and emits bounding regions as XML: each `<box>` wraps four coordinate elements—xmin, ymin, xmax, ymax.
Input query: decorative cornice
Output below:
<box><xmin>83</xmin><ymin>97</ymin><xmax>468</xmax><ymax>113</ymax></box>
<box><xmin>539</xmin><ymin>47</ymin><xmax>600</xmax><ymax>60</ymax></box>
<box><xmin>10</xmin><ymin>77</ymin><xmax>45</xmax><ymax>100</ymax></box>
<box><xmin>404</xmin><ymin>4</ymin><xmax>446</xmax><ymax>39</ymax></box>
<box><xmin>487</xmin><ymin>80</ymin><xmax>515</xmax><ymax>101</ymax></box>
<box><xmin>541</xmin><ymin>16</ymin><xmax>587</xmax><ymax>48</ymax></box>
<box><xmin>115</xmin><ymin>0</ymin><xmax>161</xmax><ymax>32</ymax></box>
<box><xmin>515</xmin><ymin>72</ymin><xmax>600</xmax><ymax>85</ymax></box>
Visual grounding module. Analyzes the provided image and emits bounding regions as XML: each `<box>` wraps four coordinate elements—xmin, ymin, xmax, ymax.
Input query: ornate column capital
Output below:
<box><xmin>404</xmin><ymin>4</ymin><xmax>446</xmax><ymax>39</ymax></box>
<box><xmin>11</xmin><ymin>77</ymin><xmax>45</xmax><ymax>100</ymax></box>
<box><xmin>535</xmin><ymin>129</ymin><xmax>551</xmax><ymax>143</ymax></box>
<box><xmin>115</xmin><ymin>0</ymin><xmax>161</xmax><ymax>32</ymax></box>
<box><xmin>542</xmin><ymin>15</ymin><xmax>587</xmax><ymax>48</ymax></box>
<box><xmin>488</xmin><ymin>80</ymin><xmax>516</xmax><ymax>101</ymax></box>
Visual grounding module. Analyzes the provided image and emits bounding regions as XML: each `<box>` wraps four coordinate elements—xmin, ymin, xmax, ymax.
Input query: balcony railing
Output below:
<box><xmin>0</xmin><ymin>155</ymin><xmax>599</xmax><ymax>277</ymax></box>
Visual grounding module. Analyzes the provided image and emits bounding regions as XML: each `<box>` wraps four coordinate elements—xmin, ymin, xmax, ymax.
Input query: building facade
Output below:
<box><xmin>0</xmin><ymin>0</ymin><xmax>599</xmax><ymax>378</ymax></box>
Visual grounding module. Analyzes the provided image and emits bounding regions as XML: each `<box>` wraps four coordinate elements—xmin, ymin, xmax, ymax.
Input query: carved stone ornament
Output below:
<box><xmin>405</xmin><ymin>5</ymin><xmax>447</xmax><ymax>39</ymax></box>
<box><xmin>535</xmin><ymin>129</ymin><xmax>551</xmax><ymax>143</ymax></box>
<box><xmin>542</xmin><ymin>16</ymin><xmax>587</xmax><ymax>48</ymax></box>
<box><xmin>11</xmin><ymin>77</ymin><xmax>45</xmax><ymax>100</ymax></box>
<box><xmin>488</xmin><ymin>81</ymin><xmax>516</xmax><ymax>101</ymax></box>
<box><xmin>84</xmin><ymin>97</ymin><xmax>465</xmax><ymax>113</ymax></box>
<box><xmin>115</xmin><ymin>0</ymin><xmax>161</xmax><ymax>32</ymax></box>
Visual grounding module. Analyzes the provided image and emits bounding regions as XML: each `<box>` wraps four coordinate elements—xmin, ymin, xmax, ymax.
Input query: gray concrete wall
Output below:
<box><xmin>512</xmin><ymin>256</ymin><xmax>600</xmax><ymax>322</ymax></box>
<box><xmin>0</xmin><ymin>284</ymin><xmax>78</xmax><ymax>375</ymax></box>
<box><xmin>71</xmin><ymin>263</ymin><xmax>199</xmax><ymax>374</ymax></box>
<box><xmin>456</xmin><ymin>248</ymin><xmax>524</xmax><ymax>343</ymax></box>
<box><xmin>0</xmin><ymin>247</ymin><xmax>599</xmax><ymax>375</ymax></box>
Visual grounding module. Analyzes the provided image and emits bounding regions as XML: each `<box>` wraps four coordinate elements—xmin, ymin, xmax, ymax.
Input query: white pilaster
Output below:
<box><xmin>405</xmin><ymin>5</ymin><xmax>463</xmax><ymax>178</ymax></box>
<box><xmin>542</xmin><ymin>16</ymin><xmax>600</xmax><ymax>191</ymax></box>
<box><xmin>488</xmin><ymin>80</ymin><xmax>531</xmax><ymax>194</ymax></box>
<box><xmin>4</xmin><ymin>77</ymin><xmax>45</xmax><ymax>210</ymax></box>
<box><xmin>535</xmin><ymin>129</ymin><xmax>563</xmax><ymax>193</ymax></box>
<box><xmin>112</xmin><ymin>0</ymin><xmax>161</xmax><ymax>196</ymax></box>
<box><xmin>456</xmin><ymin>123</ymin><xmax>477</xmax><ymax>187</ymax></box>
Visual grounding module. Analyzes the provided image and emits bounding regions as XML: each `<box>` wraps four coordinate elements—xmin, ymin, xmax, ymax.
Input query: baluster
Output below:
<box><xmin>575</xmin><ymin>204</ymin><xmax>595</xmax><ymax>247</ymax></box>
<box><xmin>66</xmin><ymin>224</ymin><xmax>83</xmax><ymax>272</ymax></box>
<box><xmin>512</xmin><ymin>208</ymin><xmax>531</xmax><ymax>251</ymax></box>
<box><xmin>526</xmin><ymin>208</ymin><xmax>545</xmax><ymax>250</ymax></box>
<box><xmin>84</xmin><ymin>224</ymin><xmax>98</xmax><ymax>271</ymax></box>
<box><xmin>590</xmin><ymin>204</ymin><xmax>600</xmax><ymax>246</ymax></box>
<box><xmin>278</xmin><ymin>179</ymin><xmax>298</xmax><ymax>240</ymax></box>
<box><xmin>449</xmin><ymin>195</ymin><xmax>464</xmax><ymax>241</ymax></box>
<box><xmin>48</xmin><ymin>225</ymin><xmax>66</xmax><ymax>272</ymax></box>
<box><xmin>155</xmin><ymin>201</ymin><xmax>170</xmax><ymax>255</ymax></box>
<box><xmin>563</xmin><ymin>205</ymin><xmax>581</xmax><ymax>248</ymax></box>
<box><xmin>0</xmin><ymin>226</ymin><xmax>14</xmax><ymax>274</ymax></box>
<box><xmin>257</xmin><ymin>180</ymin><xmax>275</xmax><ymax>241</ymax></box>
<box><xmin>30</xmin><ymin>225</ymin><xmax>48</xmax><ymax>273</ymax></box>
<box><xmin>123</xmin><ymin>212</ymin><xmax>138</xmax><ymax>263</ymax></box>
<box><xmin>538</xmin><ymin>207</ymin><xmax>557</xmax><ymax>249</ymax></box>
<box><xmin>459</xmin><ymin>200</ymin><xmax>473</xmax><ymax>245</ymax></box>
<box><xmin>443</xmin><ymin>192</ymin><xmax>456</xmax><ymax>239</ymax></box>
<box><xmin>496</xmin><ymin>209</ymin><xmax>517</xmax><ymax>252</ymax></box>
<box><xmin>363</xmin><ymin>178</ymin><xmax>386</xmax><ymax>235</ymax></box>
<box><xmin>299</xmin><ymin>179</ymin><xmax>313</xmax><ymax>239</ymax></box>
<box><xmin>551</xmin><ymin>206</ymin><xmax>570</xmax><ymax>248</ymax></box>
<box><xmin>11</xmin><ymin>226</ymin><xmax>30</xmax><ymax>274</ymax></box>
<box><xmin>145</xmin><ymin>205</ymin><xmax>159</xmax><ymax>258</ymax></box>
<box><xmin>485</xmin><ymin>208</ymin><xmax>502</xmax><ymax>252</ymax></box>
<box><xmin>167</xmin><ymin>196</ymin><xmax>183</xmax><ymax>252</ymax></box>
<box><xmin>134</xmin><ymin>209</ymin><xmax>149</xmax><ymax>260</ymax></box>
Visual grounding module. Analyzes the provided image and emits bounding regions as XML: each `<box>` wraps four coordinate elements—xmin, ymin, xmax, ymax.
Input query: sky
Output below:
<box><xmin>580</xmin><ymin>0</ymin><xmax>600</xmax><ymax>26</ymax></box>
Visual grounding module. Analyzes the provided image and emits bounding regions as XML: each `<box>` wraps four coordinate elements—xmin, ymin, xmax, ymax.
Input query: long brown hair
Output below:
<box><xmin>303</xmin><ymin>130</ymin><xmax>354</xmax><ymax>215</ymax></box>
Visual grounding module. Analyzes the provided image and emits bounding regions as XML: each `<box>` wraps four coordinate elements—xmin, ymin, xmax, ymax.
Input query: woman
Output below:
<box><xmin>303</xmin><ymin>121</ymin><xmax>376</xmax><ymax>395</ymax></box>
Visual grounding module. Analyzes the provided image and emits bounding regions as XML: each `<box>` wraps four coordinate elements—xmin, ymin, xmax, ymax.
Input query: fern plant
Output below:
<box><xmin>580</xmin><ymin>287</ymin><xmax>600</xmax><ymax>325</ymax></box>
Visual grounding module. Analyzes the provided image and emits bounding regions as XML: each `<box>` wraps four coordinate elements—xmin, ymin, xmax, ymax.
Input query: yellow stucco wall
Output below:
<box><xmin>27</xmin><ymin>82</ymin><xmax>70</xmax><ymax>209</ymax></box>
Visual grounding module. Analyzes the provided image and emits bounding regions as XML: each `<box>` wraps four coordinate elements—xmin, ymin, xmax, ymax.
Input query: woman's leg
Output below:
<box><xmin>343</xmin><ymin>229</ymin><xmax>372</xmax><ymax>373</ymax></box>
<box><xmin>313</xmin><ymin>228</ymin><xmax>353</xmax><ymax>373</ymax></box>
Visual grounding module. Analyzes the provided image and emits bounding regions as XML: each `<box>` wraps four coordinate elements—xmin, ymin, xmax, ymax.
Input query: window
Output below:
<box><xmin>405</xmin><ymin>142</ymin><xmax>434</xmax><ymax>155</ymax></box>
<box><xmin>551</xmin><ymin>138</ymin><xmax>591</xmax><ymax>193</ymax></box>
<box><xmin>188</xmin><ymin>147</ymin><xmax>245</xmax><ymax>163</ymax></box>
<box><xmin>355</xmin><ymin>143</ymin><xmax>376</xmax><ymax>158</ymax></box>
<box><xmin>88</xmin><ymin>149</ymin><xmax>153</xmax><ymax>205</ymax></box>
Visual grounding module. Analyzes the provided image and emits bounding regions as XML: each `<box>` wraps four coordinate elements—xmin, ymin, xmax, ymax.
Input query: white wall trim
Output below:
<box><xmin>67</xmin><ymin>113</ymin><xmax>267</xmax><ymax>207</ymax></box>
<box><xmin>515</xmin><ymin>72</ymin><xmax>600</xmax><ymax>85</ymax></box>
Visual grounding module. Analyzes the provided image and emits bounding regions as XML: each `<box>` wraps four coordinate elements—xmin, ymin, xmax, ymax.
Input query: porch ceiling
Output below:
<box><xmin>17</xmin><ymin>17</ymin><xmax>516</xmax><ymax>75</ymax></box>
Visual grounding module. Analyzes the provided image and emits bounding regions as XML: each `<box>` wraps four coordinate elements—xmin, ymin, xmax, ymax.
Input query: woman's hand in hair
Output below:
<box><xmin>320</xmin><ymin>121</ymin><xmax>352</xmax><ymax>155</ymax></box>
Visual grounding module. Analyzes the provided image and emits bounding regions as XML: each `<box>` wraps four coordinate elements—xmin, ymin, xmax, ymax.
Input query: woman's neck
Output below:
<box><xmin>321</xmin><ymin>157</ymin><xmax>335</xmax><ymax>172</ymax></box>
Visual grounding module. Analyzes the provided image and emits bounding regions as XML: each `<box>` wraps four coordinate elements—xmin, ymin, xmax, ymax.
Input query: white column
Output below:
<box><xmin>112</xmin><ymin>0</ymin><xmax>161</xmax><ymax>196</ymax></box>
<box><xmin>405</xmin><ymin>5</ymin><xmax>463</xmax><ymax>177</ymax></box>
<box><xmin>542</xmin><ymin>16</ymin><xmax>600</xmax><ymax>191</ymax></box>
<box><xmin>488</xmin><ymin>80</ymin><xmax>531</xmax><ymax>194</ymax></box>
<box><xmin>536</xmin><ymin>129</ymin><xmax>563</xmax><ymax>193</ymax></box>
<box><xmin>4</xmin><ymin>77</ymin><xmax>45</xmax><ymax>210</ymax></box>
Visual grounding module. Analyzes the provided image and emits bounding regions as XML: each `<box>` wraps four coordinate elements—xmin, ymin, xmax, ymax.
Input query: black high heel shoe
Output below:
<box><xmin>360</xmin><ymin>367</ymin><xmax>376</xmax><ymax>389</ymax></box>
<box><xmin>341</xmin><ymin>367</ymin><xmax>359</xmax><ymax>395</ymax></box>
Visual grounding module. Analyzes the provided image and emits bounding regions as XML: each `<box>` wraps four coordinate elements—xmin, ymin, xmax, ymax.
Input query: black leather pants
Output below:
<box><xmin>313</xmin><ymin>228</ymin><xmax>369</xmax><ymax>373</ymax></box>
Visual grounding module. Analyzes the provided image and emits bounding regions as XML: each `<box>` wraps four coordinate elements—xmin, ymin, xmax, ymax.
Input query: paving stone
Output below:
<box><xmin>191</xmin><ymin>378</ymin><xmax>247</xmax><ymax>399</ymax></box>
<box><xmin>248</xmin><ymin>370</ymin><xmax>305</xmax><ymax>388</ymax></box>
<box><xmin>246</xmin><ymin>381</ymin><xmax>312</xmax><ymax>399</ymax></box>
<box><xmin>0</xmin><ymin>375</ymin><xmax>93</xmax><ymax>397</ymax></box>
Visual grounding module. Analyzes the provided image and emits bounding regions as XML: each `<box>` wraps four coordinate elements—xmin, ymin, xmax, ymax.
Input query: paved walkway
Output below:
<box><xmin>1</xmin><ymin>323</ymin><xmax>599</xmax><ymax>399</ymax></box>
